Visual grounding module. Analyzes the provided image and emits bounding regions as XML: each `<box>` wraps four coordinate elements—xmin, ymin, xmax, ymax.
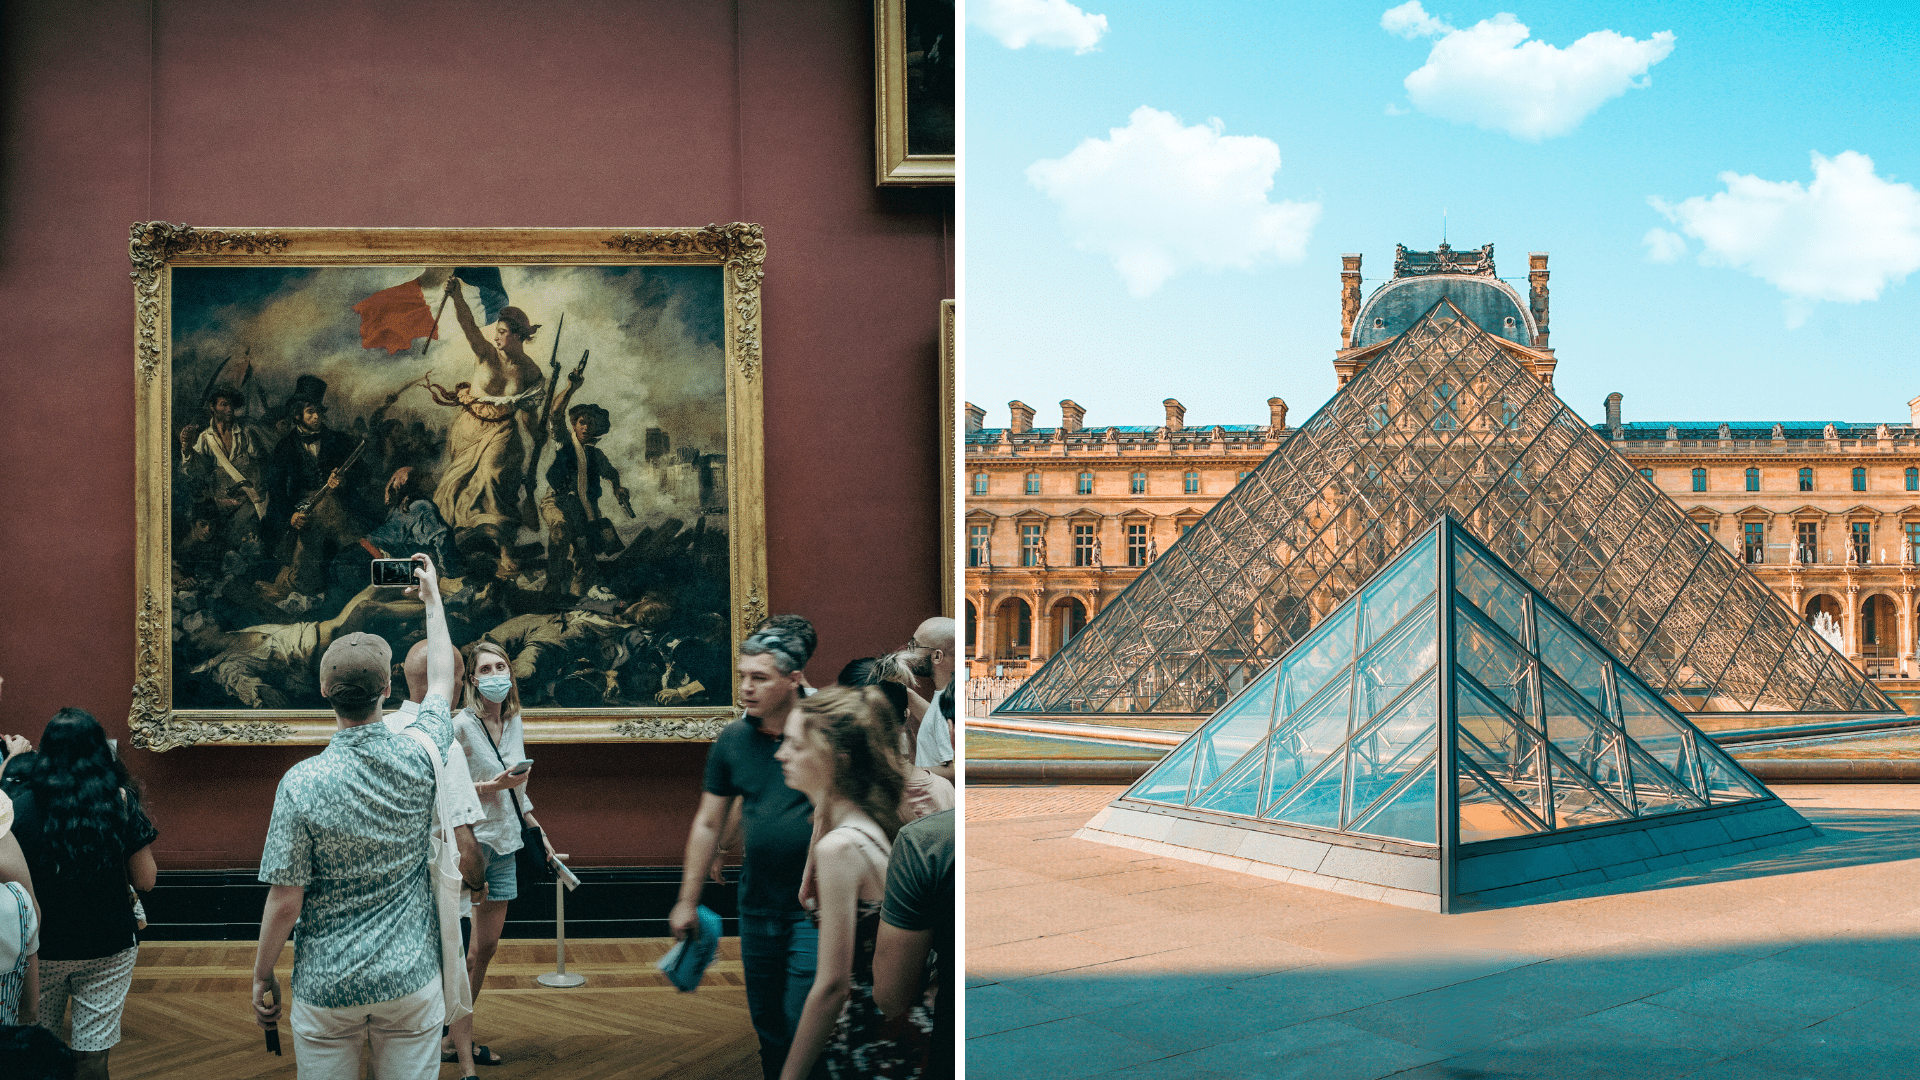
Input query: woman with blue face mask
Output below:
<box><xmin>446</xmin><ymin>640</ymin><xmax>551</xmax><ymax>1070</ymax></box>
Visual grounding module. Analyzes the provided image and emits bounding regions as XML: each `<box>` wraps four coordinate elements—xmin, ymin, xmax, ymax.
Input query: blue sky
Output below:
<box><xmin>964</xmin><ymin>0</ymin><xmax>1920</xmax><ymax>432</ymax></box>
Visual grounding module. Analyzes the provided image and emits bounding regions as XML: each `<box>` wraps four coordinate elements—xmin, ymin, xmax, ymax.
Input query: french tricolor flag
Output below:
<box><xmin>352</xmin><ymin>267</ymin><xmax>510</xmax><ymax>354</ymax></box>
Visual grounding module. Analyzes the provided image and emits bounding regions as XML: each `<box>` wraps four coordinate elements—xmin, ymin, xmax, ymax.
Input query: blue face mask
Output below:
<box><xmin>476</xmin><ymin>673</ymin><xmax>514</xmax><ymax>703</ymax></box>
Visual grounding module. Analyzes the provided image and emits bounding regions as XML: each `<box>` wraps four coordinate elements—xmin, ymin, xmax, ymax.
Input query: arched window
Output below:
<box><xmin>1745</xmin><ymin>467</ymin><xmax>1759</xmax><ymax>492</ymax></box>
<box><xmin>964</xmin><ymin>600</ymin><xmax>977</xmax><ymax>654</ymax></box>
<box><xmin>1853</xmin><ymin>467</ymin><xmax>1867</xmax><ymax>492</ymax></box>
<box><xmin>1799</xmin><ymin>467</ymin><xmax>1814</xmax><ymax>492</ymax></box>
<box><xmin>972</xmin><ymin>472</ymin><xmax>988</xmax><ymax>495</ymax></box>
<box><xmin>1025</xmin><ymin>472</ymin><xmax>1040</xmax><ymax>495</ymax></box>
<box><xmin>1691</xmin><ymin>468</ymin><xmax>1707</xmax><ymax>492</ymax></box>
<box><xmin>1077</xmin><ymin>471</ymin><xmax>1093</xmax><ymax>495</ymax></box>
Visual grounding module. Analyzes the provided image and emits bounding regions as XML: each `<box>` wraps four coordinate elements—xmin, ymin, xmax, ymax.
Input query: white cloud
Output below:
<box><xmin>973</xmin><ymin>0</ymin><xmax>1108</xmax><ymax>53</ymax></box>
<box><xmin>1651</xmin><ymin>151</ymin><xmax>1920</xmax><ymax>326</ymax></box>
<box><xmin>1027</xmin><ymin>106</ymin><xmax>1321</xmax><ymax>297</ymax></box>
<box><xmin>1642</xmin><ymin>227</ymin><xmax>1687</xmax><ymax>263</ymax></box>
<box><xmin>1383</xmin><ymin>6</ymin><xmax>1674</xmax><ymax>140</ymax></box>
<box><xmin>1382</xmin><ymin>1</ymin><xmax>1447</xmax><ymax>39</ymax></box>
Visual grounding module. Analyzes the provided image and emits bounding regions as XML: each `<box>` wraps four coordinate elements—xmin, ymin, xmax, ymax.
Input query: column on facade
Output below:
<box><xmin>1844</xmin><ymin>583</ymin><xmax>1860</xmax><ymax>658</ymax></box>
<box><xmin>1030</xmin><ymin>591</ymin><xmax>1050</xmax><ymax>662</ymax></box>
<box><xmin>974</xmin><ymin>590</ymin><xmax>994</xmax><ymax>669</ymax></box>
<box><xmin>1901</xmin><ymin>586</ymin><xmax>1914</xmax><ymax>676</ymax></box>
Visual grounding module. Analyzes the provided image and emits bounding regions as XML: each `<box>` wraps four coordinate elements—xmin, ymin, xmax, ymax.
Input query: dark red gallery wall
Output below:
<box><xmin>0</xmin><ymin>0</ymin><xmax>951</xmax><ymax>869</ymax></box>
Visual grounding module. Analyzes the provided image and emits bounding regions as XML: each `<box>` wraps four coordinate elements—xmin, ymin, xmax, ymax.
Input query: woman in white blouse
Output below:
<box><xmin>449</xmin><ymin>641</ymin><xmax>552</xmax><ymax>1067</ymax></box>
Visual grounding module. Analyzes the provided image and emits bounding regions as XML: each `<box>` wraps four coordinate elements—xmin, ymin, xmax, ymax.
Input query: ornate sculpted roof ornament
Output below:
<box><xmin>1824</xmin><ymin>423</ymin><xmax>1838</xmax><ymax>440</ymax></box>
<box><xmin>1666</xmin><ymin>425</ymin><xmax>1679</xmax><ymax>440</ymax></box>
<box><xmin>1392</xmin><ymin>241</ymin><xmax>1497</xmax><ymax>279</ymax></box>
<box><xmin>1877</xmin><ymin>423</ymin><xmax>1890</xmax><ymax>440</ymax></box>
<box><xmin>1771</xmin><ymin>423</ymin><xmax>1785</xmax><ymax>439</ymax></box>
<box><xmin>1719</xmin><ymin>423</ymin><xmax>1732</xmax><ymax>439</ymax></box>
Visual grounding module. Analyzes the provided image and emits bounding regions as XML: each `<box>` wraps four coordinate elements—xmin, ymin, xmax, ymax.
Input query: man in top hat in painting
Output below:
<box><xmin>262</xmin><ymin>375</ymin><xmax>377</xmax><ymax>605</ymax></box>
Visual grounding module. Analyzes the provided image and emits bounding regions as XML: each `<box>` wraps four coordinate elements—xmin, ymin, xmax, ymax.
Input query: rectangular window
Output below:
<box><xmin>1126</xmin><ymin>523</ymin><xmax>1147</xmax><ymax>566</ymax></box>
<box><xmin>1021</xmin><ymin>524</ymin><xmax>1042</xmax><ymax>567</ymax></box>
<box><xmin>1238</xmin><ymin>471</ymin><xmax>1252</xmax><ymax>482</ymax></box>
<box><xmin>1908</xmin><ymin>521</ymin><xmax>1920</xmax><ymax>563</ymax></box>
<box><xmin>1072</xmin><ymin>524</ymin><xmax>1094</xmax><ymax>566</ymax></box>
<box><xmin>1743</xmin><ymin>521</ymin><xmax>1764</xmax><ymax>564</ymax></box>
<box><xmin>1799</xmin><ymin>467</ymin><xmax>1813</xmax><ymax>491</ymax></box>
<box><xmin>1691</xmin><ymin>468</ymin><xmax>1707</xmax><ymax>492</ymax></box>
<box><xmin>972</xmin><ymin>472</ymin><xmax>988</xmax><ymax>496</ymax></box>
<box><xmin>1745</xmin><ymin>468</ymin><xmax>1759</xmax><ymax>492</ymax></box>
<box><xmin>1852</xmin><ymin>521</ymin><xmax>1871</xmax><ymax>563</ymax></box>
<box><xmin>1024</xmin><ymin>472</ymin><xmax>1040</xmax><ymax>495</ymax></box>
<box><xmin>1908</xmin><ymin>467</ymin><xmax>1918</xmax><ymax>492</ymax></box>
<box><xmin>1077</xmin><ymin>472</ymin><xmax>1093</xmax><ymax>495</ymax></box>
<box><xmin>1130</xmin><ymin>471</ymin><xmax>1146</xmax><ymax>494</ymax></box>
<box><xmin>1695</xmin><ymin>520</ymin><xmax>1711</xmax><ymax>536</ymax></box>
<box><xmin>968</xmin><ymin>524</ymin><xmax>988</xmax><ymax>567</ymax></box>
<box><xmin>1853</xmin><ymin>467</ymin><xmax>1867</xmax><ymax>492</ymax></box>
<box><xmin>1638</xmin><ymin>468</ymin><xmax>1654</xmax><ymax>483</ymax></box>
<box><xmin>1183</xmin><ymin>471</ymin><xmax>1199</xmax><ymax>494</ymax></box>
<box><xmin>1181</xmin><ymin>523</ymin><xmax>1195</xmax><ymax>536</ymax></box>
<box><xmin>1797</xmin><ymin>521</ymin><xmax>1818</xmax><ymax>563</ymax></box>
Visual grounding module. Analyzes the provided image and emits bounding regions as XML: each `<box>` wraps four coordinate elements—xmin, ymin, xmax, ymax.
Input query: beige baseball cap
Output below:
<box><xmin>319</xmin><ymin>631</ymin><xmax>392</xmax><ymax>708</ymax></box>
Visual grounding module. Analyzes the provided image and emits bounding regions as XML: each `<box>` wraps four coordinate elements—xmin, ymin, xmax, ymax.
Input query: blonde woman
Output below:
<box><xmin>775</xmin><ymin>687</ymin><xmax>931</xmax><ymax>1080</ymax></box>
<box><xmin>446</xmin><ymin>641</ymin><xmax>552</xmax><ymax>1067</ymax></box>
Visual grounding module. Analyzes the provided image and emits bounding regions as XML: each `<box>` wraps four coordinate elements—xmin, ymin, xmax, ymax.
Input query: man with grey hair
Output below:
<box><xmin>251</xmin><ymin>554</ymin><xmax>486</xmax><ymax>1080</ymax></box>
<box><xmin>669</xmin><ymin>621</ymin><xmax>821</xmax><ymax>1080</ymax></box>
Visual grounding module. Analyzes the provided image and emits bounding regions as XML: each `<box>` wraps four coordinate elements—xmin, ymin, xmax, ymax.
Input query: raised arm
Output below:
<box><xmin>412</xmin><ymin>552</ymin><xmax>456</xmax><ymax>703</ymax></box>
<box><xmin>446</xmin><ymin>276</ymin><xmax>496</xmax><ymax>362</ymax></box>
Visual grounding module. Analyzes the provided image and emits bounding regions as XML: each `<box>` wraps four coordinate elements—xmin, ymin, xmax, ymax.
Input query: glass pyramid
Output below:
<box><xmin>1120</xmin><ymin>516</ymin><xmax>1774</xmax><ymax>851</ymax></box>
<box><xmin>1000</xmin><ymin>299</ymin><xmax>1893</xmax><ymax>719</ymax></box>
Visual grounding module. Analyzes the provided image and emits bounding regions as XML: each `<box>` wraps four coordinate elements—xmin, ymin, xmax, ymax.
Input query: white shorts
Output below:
<box><xmin>39</xmin><ymin>945</ymin><xmax>139</xmax><ymax>1052</ymax></box>
<box><xmin>290</xmin><ymin>974</ymin><xmax>442</xmax><ymax>1080</ymax></box>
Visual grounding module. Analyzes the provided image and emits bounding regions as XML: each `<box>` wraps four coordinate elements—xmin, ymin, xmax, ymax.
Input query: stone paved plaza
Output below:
<box><xmin>966</xmin><ymin>784</ymin><xmax>1920</xmax><ymax>1080</ymax></box>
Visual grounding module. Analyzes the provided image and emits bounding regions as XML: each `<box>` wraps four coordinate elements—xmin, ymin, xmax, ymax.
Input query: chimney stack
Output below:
<box><xmin>1605</xmin><ymin>392</ymin><xmax>1622</xmax><ymax>429</ymax></box>
<box><xmin>1268</xmin><ymin>397</ymin><xmax>1289</xmax><ymax>431</ymax></box>
<box><xmin>1910</xmin><ymin>395</ymin><xmax>1920</xmax><ymax>428</ymax></box>
<box><xmin>1528</xmin><ymin>252</ymin><xmax>1550</xmax><ymax>347</ymax></box>
<box><xmin>965</xmin><ymin>402</ymin><xmax>984</xmax><ymax>433</ymax></box>
<box><xmin>1059</xmin><ymin>399</ymin><xmax>1084</xmax><ymax>432</ymax></box>
<box><xmin>1340</xmin><ymin>254</ymin><xmax>1363</xmax><ymax>344</ymax></box>
<box><xmin>1008</xmin><ymin>400</ymin><xmax>1034</xmax><ymax>434</ymax></box>
<box><xmin>1163</xmin><ymin>398</ymin><xmax>1185</xmax><ymax>432</ymax></box>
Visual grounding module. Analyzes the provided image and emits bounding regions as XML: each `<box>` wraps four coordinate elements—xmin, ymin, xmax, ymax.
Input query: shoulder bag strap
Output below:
<box><xmin>474</xmin><ymin>711</ymin><xmax>528</xmax><ymax>818</ymax></box>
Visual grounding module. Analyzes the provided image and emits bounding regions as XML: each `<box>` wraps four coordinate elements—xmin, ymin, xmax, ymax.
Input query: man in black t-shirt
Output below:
<box><xmin>874</xmin><ymin>808</ymin><xmax>954</xmax><ymax>1080</ymax></box>
<box><xmin>668</xmin><ymin>624</ymin><xmax>819</xmax><ymax>1080</ymax></box>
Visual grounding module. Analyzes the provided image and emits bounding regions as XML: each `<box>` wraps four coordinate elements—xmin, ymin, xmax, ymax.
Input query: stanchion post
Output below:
<box><xmin>536</xmin><ymin>854</ymin><xmax>586</xmax><ymax>988</ymax></box>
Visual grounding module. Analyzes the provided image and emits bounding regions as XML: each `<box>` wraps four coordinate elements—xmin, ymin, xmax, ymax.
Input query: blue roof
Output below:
<box><xmin>1600</xmin><ymin>421</ymin><xmax>1900</xmax><ymax>440</ymax></box>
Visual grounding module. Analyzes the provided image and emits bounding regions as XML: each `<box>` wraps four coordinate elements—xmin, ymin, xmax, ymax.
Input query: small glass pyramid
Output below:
<box><xmin>1000</xmin><ymin>299</ymin><xmax>1892</xmax><ymax>720</ymax></box>
<box><xmin>1122</xmin><ymin>516</ymin><xmax>1772</xmax><ymax>850</ymax></box>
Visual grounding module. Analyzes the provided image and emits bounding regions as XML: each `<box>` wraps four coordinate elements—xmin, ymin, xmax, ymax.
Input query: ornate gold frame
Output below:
<box><xmin>940</xmin><ymin>299</ymin><xmax>956</xmax><ymax>618</ymax></box>
<box><xmin>130</xmin><ymin>224</ymin><xmax>769</xmax><ymax>750</ymax></box>
<box><xmin>874</xmin><ymin>0</ymin><xmax>956</xmax><ymax>187</ymax></box>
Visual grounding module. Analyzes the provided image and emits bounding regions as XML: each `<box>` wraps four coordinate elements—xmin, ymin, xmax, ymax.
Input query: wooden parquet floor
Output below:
<box><xmin>105</xmin><ymin>940</ymin><xmax>762</xmax><ymax>1080</ymax></box>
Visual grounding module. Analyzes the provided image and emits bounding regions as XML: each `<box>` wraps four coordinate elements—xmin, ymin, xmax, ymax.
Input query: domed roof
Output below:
<box><xmin>1350</xmin><ymin>244</ymin><xmax>1537</xmax><ymax>349</ymax></box>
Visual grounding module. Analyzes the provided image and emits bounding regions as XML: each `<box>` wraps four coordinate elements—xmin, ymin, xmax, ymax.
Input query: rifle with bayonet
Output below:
<box><xmin>292</xmin><ymin>434</ymin><xmax>373</xmax><ymax>519</ymax></box>
<box><xmin>521</xmin><ymin>313</ymin><xmax>564</xmax><ymax>528</ymax></box>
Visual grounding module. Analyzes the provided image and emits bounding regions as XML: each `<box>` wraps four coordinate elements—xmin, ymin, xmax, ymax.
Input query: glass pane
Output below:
<box><xmin>1360</xmin><ymin>529</ymin><xmax>1439</xmax><ymax>650</ymax></box>
<box><xmin>1457</xmin><ymin>761</ymin><xmax>1544</xmax><ymax>842</ymax></box>
<box><xmin>1696</xmin><ymin>741</ymin><xmax>1769</xmax><ymax>804</ymax></box>
<box><xmin>1191</xmin><ymin>737</ymin><xmax>1269</xmax><ymax>816</ymax></box>
<box><xmin>1621</xmin><ymin>740</ymin><xmax>1706</xmax><ymax>817</ymax></box>
<box><xmin>1536</xmin><ymin>607</ymin><xmax>1609</xmax><ymax>715</ymax></box>
<box><xmin>1266</xmin><ymin>750</ymin><xmax>1346</xmax><ymax>830</ymax></box>
<box><xmin>1348</xmin><ymin>755</ymin><xmax>1438</xmax><ymax>845</ymax></box>
<box><xmin>1455</xmin><ymin>601</ymin><xmax>1531</xmax><ymax>716</ymax></box>
<box><xmin>1454</xmin><ymin>680</ymin><xmax>1551</xmax><ymax>825</ymax></box>
<box><xmin>1548</xmin><ymin>756</ymin><xmax>1630</xmax><ymax>829</ymax></box>
<box><xmin>1346</xmin><ymin>676</ymin><xmax>1438</xmax><ymax>821</ymax></box>
<box><xmin>1276</xmin><ymin>605</ymin><xmax>1358</xmax><ymax>718</ymax></box>
<box><xmin>1261</xmin><ymin>675</ymin><xmax>1354</xmax><ymax>812</ymax></box>
<box><xmin>1454</xmin><ymin>542</ymin><xmax>1529</xmax><ymax>646</ymax></box>
<box><xmin>1189</xmin><ymin>672</ymin><xmax>1280</xmax><ymax>795</ymax></box>
<box><xmin>1127</xmin><ymin>738</ymin><xmax>1199</xmax><ymax>804</ymax></box>
<box><xmin>1540</xmin><ymin>679</ymin><xmax>1626</xmax><ymax>792</ymax></box>
<box><xmin>1355</xmin><ymin>597</ymin><xmax>1440</xmax><ymax>726</ymax></box>
<box><xmin>1616</xmin><ymin>677</ymin><xmax>1696</xmax><ymax>791</ymax></box>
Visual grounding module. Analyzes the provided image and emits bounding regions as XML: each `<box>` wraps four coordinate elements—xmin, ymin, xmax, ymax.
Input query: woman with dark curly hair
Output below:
<box><xmin>775</xmin><ymin>686</ymin><xmax>931</xmax><ymax>1080</ymax></box>
<box><xmin>5</xmin><ymin>709</ymin><xmax>157</xmax><ymax>1080</ymax></box>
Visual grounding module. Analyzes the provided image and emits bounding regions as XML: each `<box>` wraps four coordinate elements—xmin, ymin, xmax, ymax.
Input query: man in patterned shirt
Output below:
<box><xmin>251</xmin><ymin>553</ymin><xmax>485</xmax><ymax>1079</ymax></box>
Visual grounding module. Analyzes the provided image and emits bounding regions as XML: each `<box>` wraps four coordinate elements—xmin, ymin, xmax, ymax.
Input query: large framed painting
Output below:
<box><xmin>130</xmin><ymin>224</ymin><xmax>768</xmax><ymax>750</ymax></box>
<box><xmin>875</xmin><ymin>0</ymin><xmax>955</xmax><ymax>186</ymax></box>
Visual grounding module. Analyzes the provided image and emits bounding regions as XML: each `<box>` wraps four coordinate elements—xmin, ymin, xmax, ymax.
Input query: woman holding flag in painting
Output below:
<box><xmin>429</xmin><ymin>272</ymin><xmax>547</xmax><ymax>548</ymax></box>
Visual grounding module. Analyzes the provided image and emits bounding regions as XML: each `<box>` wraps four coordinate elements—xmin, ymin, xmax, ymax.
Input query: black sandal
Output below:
<box><xmin>442</xmin><ymin>1045</ymin><xmax>503</xmax><ymax>1066</ymax></box>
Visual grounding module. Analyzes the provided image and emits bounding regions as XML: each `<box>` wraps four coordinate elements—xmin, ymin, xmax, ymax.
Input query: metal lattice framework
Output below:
<box><xmin>999</xmin><ymin>300</ymin><xmax>1895</xmax><ymax>719</ymax></box>
<box><xmin>1123</xmin><ymin>518</ymin><xmax>1775</xmax><ymax>850</ymax></box>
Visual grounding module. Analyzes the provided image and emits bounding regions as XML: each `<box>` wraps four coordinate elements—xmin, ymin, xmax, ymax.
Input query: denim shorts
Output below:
<box><xmin>481</xmin><ymin>844</ymin><xmax>518</xmax><ymax>902</ymax></box>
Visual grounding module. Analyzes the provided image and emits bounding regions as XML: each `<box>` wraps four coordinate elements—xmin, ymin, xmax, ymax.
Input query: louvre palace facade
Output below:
<box><xmin>965</xmin><ymin>244</ymin><xmax>1920</xmax><ymax>713</ymax></box>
